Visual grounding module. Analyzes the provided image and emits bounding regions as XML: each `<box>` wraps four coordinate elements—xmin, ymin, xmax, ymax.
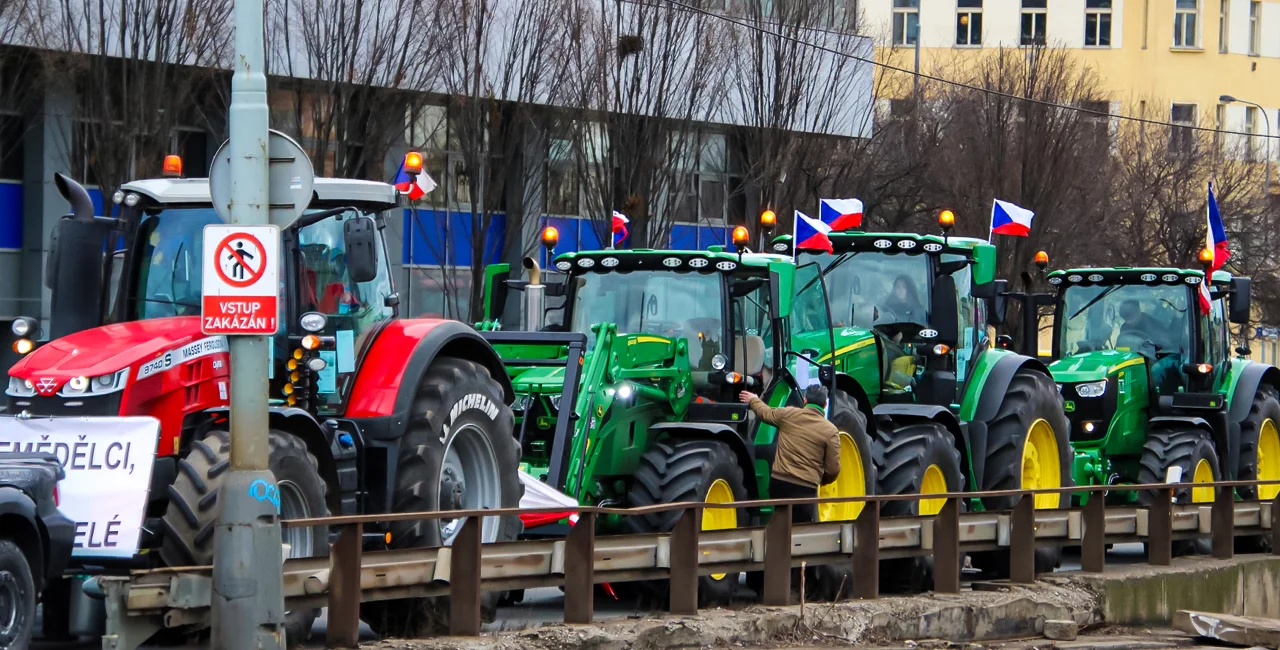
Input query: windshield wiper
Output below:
<box><xmin>1069</xmin><ymin>285</ymin><xmax>1122</xmax><ymax>320</ymax></box>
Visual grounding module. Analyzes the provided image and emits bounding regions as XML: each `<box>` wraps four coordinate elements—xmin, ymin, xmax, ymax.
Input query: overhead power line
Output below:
<box><xmin>662</xmin><ymin>0</ymin><xmax>1278</xmax><ymax>142</ymax></box>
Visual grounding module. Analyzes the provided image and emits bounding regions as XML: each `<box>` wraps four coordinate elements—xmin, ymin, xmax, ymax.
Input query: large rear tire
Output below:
<box><xmin>1137</xmin><ymin>426</ymin><xmax>1220</xmax><ymax>556</ymax></box>
<box><xmin>810</xmin><ymin>389</ymin><xmax>876</xmax><ymax>601</ymax></box>
<box><xmin>159</xmin><ymin>429</ymin><xmax>329</xmax><ymax>646</ymax></box>
<box><xmin>874</xmin><ymin>420</ymin><xmax>963</xmax><ymax>593</ymax></box>
<box><xmin>1236</xmin><ymin>384</ymin><xmax>1280</xmax><ymax>551</ymax></box>
<box><xmin>626</xmin><ymin>439</ymin><xmax>748</xmax><ymax>608</ymax></box>
<box><xmin>0</xmin><ymin>539</ymin><xmax>36</xmax><ymax>650</ymax></box>
<box><xmin>361</xmin><ymin>357</ymin><xmax>523</xmax><ymax>638</ymax></box>
<box><xmin>970</xmin><ymin>369</ymin><xmax>1071</xmax><ymax>579</ymax></box>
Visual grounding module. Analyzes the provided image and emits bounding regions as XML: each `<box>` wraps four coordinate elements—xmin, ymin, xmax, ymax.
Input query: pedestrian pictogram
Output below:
<box><xmin>202</xmin><ymin>225</ymin><xmax>280</xmax><ymax>335</ymax></box>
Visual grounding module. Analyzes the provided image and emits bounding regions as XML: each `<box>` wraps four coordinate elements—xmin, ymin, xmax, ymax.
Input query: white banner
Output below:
<box><xmin>0</xmin><ymin>416</ymin><xmax>159</xmax><ymax>558</ymax></box>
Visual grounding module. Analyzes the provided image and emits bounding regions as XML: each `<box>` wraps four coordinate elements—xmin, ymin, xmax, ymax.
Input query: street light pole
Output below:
<box><xmin>1220</xmin><ymin>95</ymin><xmax>1272</xmax><ymax>196</ymax></box>
<box><xmin>210</xmin><ymin>0</ymin><xmax>285</xmax><ymax>645</ymax></box>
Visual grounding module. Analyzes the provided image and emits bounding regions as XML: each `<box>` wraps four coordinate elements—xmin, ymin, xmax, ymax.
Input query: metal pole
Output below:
<box><xmin>912</xmin><ymin>22</ymin><xmax>921</xmax><ymax>99</ymax></box>
<box><xmin>210</xmin><ymin>0</ymin><xmax>285</xmax><ymax>645</ymax></box>
<box><xmin>1262</xmin><ymin>107</ymin><xmax>1272</xmax><ymax>196</ymax></box>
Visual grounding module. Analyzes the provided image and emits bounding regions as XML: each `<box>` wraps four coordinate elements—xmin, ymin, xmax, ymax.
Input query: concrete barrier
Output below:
<box><xmin>1068</xmin><ymin>556</ymin><xmax>1280</xmax><ymax>625</ymax></box>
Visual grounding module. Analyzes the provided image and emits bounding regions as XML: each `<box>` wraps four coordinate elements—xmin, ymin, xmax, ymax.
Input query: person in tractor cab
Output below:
<box><xmin>738</xmin><ymin>385</ymin><xmax>841</xmax><ymax>523</ymax></box>
<box><xmin>1117</xmin><ymin>298</ymin><xmax>1184</xmax><ymax>394</ymax></box>
<box><xmin>881</xmin><ymin>274</ymin><xmax>925</xmax><ymax>324</ymax></box>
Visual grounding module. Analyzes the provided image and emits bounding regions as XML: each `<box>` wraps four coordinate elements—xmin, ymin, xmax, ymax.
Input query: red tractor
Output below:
<box><xmin>0</xmin><ymin>160</ymin><xmax>523</xmax><ymax>642</ymax></box>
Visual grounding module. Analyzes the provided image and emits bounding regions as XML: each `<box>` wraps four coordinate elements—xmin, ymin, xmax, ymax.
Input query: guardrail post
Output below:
<box><xmin>1148</xmin><ymin>487</ymin><xmax>1173</xmax><ymax>566</ymax></box>
<box><xmin>1010</xmin><ymin>494</ymin><xmax>1035</xmax><ymax>584</ymax></box>
<box><xmin>326</xmin><ymin>522</ymin><xmax>362</xmax><ymax>648</ymax></box>
<box><xmin>1082</xmin><ymin>494</ymin><xmax>1106</xmax><ymax>573</ymax></box>
<box><xmin>762</xmin><ymin>504</ymin><xmax>792</xmax><ymax>606</ymax></box>
<box><xmin>1272</xmin><ymin>497</ymin><xmax>1280</xmax><ymax>555</ymax></box>
<box><xmin>669</xmin><ymin>507</ymin><xmax>700</xmax><ymax>615</ymax></box>
<box><xmin>449</xmin><ymin>516</ymin><xmax>483</xmax><ymax>636</ymax></box>
<box><xmin>1212</xmin><ymin>485</ymin><xmax>1234</xmax><ymax>559</ymax></box>
<box><xmin>853</xmin><ymin>500</ymin><xmax>879</xmax><ymax>600</ymax></box>
<box><xmin>564</xmin><ymin>512</ymin><xmax>596</xmax><ymax>624</ymax></box>
<box><xmin>933</xmin><ymin>498</ymin><xmax>960</xmax><ymax>594</ymax></box>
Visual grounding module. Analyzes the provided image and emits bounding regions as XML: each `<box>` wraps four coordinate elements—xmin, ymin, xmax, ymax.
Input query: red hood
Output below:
<box><xmin>10</xmin><ymin>317</ymin><xmax>206</xmax><ymax>390</ymax></box>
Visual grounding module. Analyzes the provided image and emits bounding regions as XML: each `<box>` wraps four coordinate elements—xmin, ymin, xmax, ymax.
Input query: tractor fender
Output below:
<box><xmin>345</xmin><ymin>320</ymin><xmax>515</xmax><ymax>437</ymax></box>
<box><xmin>834</xmin><ymin>372</ymin><xmax>877</xmax><ymax>440</ymax></box>
<box><xmin>1222</xmin><ymin>362</ymin><xmax>1280</xmax><ymax>478</ymax></box>
<box><xmin>966</xmin><ymin>352</ymin><xmax>1053</xmax><ymax>488</ymax></box>
<box><xmin>649</xmin><ymin>422</ymin><xmax>759</xmax><ymax>499</ymax></box>
<box><xmin>0</xmin><ymin>488</ymin><xmax>45</xmax><ymax>588</ymax></box>
<box><xmin>1149</xmin><ymin>415</ymin><xmax>1214</xmax><ymax>433</ymax></box>
<box><xmin>873</xmin><ymin>403</ymin><xmax>967</xmax><ymax>480</ymax></box>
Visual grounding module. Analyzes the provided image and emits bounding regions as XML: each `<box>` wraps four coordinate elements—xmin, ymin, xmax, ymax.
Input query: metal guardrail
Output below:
<box><xmin>100</xmin><ymin>481</ymin><xmax>1280</xmax><ymax>649</ymax></box>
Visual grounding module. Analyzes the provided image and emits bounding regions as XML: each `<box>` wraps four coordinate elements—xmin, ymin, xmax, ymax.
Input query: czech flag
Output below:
<box><xmin>1199</xmin><ymin>183</ymin><xmax>1229</xmax><ymax>314</ymax></box>
<box><xmin>611</xmin><ymin>211</ymin><xmax>629</xmax><ymax>248</ymax></box>
<box><xmin>794</xmin><ymin>210</ymin><xmax>833</xmax><ymax>254</ymax></box>
<box><xmin>819</xmin><ymin>198</ymin><xmax>864</xmax><ymax>231</ymax></box>
<box><xmin>393</xmin><ymin>158</ymin><xmax>437</xmax><ymax>201</ymax></box>
<box><xmin>989</xmin><ymin>199</ymin><xmax>1035</xmax><ymax>237</ymax></box>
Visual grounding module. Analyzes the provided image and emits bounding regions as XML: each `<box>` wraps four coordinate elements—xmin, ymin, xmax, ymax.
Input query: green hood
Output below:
<box><xmin>510</xmin><ymin>365</ymin><xmax>568</xmax><ymax>394</ymax></box>
<box><xmin>1049</xmin><ymin>350</ymin><xmax>1146</xmax><ymax>383</ymax></box>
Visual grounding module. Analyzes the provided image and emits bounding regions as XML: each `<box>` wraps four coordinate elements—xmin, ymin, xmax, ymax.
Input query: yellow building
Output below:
<box><xmin>864</xmin><ymin>0</ymin><xmax>1280</xmax><ymax>176</ymax></box>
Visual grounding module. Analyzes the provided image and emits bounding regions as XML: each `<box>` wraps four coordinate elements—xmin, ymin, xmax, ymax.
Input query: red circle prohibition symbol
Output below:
<box><xmin>214</xmin><ymin>233</ymin><xmax>268</xmax><ymax>289</ymax></box>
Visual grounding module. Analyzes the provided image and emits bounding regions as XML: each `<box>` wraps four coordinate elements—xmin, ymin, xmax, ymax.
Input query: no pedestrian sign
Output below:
<box><xmin>201</xmin><ymin>225</ymin><xmax>280</xmax><ymax>335</ymax></box>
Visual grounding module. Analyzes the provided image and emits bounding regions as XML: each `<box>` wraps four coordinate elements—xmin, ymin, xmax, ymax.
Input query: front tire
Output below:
<box><xmin>1137</xmin><ymin>427</ymin><xmax>1220</xmax><ymax>556</ymax></box>
<box><xmin>971</xmin><ymin>369</ymin><xmax>1072</xmax><ymax>578</ymax></box>
<box><xmin>626</xmin><ymin>439</ymin><xmax>748</xmax><ymax>607</ymax></box>
<box><xmin>874</xmin><ymin>421</ymin><xmax>964</xmax><ymax>593</ymax></box>
<box><xmin>361</xmin><ymin>357</ymin><xmax>523</xmax><ymax>638</ymax></box>
<box><xmin>0</xmin><ymin>539</ymin><xmax>36</xmax><ymax>650</ymax></box>
<box><xmin>160</xmin><ymin>429</ymin><xmax>328</xmax><ymax>646</ymax></box>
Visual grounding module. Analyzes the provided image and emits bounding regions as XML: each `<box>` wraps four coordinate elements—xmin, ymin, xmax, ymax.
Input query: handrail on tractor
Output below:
<box><xmin>101</xmin><ymin>479</ymin><xmax>1280</xmax><ymax>650</ymax></box>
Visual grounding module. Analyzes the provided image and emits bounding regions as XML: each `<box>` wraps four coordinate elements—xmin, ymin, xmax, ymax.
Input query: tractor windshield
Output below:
<box><xmin>569</xmin><ymin>270</ymin><xmax>724</xmax><ymax>370</ymax></box>
<box><xmin>807</xmin><ymin>251</ymin><xmax>930</xmax><ymax>332</ymax></box>
<box><xmin>127</xmin><ymin>207</ymin><xmax>224</xmax><ymax>320</ymax></box>
<box><xmin>1059</xmin><ymin>283</ymin><xmax>1193</xmax><ymax>359</ymax></box>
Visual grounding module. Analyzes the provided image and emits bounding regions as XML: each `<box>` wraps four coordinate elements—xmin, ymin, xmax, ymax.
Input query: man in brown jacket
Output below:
<box><xmin>739</xmin><ymin>385</ymin><xmax>841</xmax><ymax>523</ymax></box>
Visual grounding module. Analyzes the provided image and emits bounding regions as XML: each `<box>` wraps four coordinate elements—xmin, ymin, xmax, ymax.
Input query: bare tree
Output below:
<box><xmin>562</xmin><ymin>0</ymin><xmax>724</xmax><ymax>248</ymax></box>
<box><xmin>267</xmin><ymin>0</ymin><xmax>438</xmax><ymax>178</ymax></box>
<box><xmin>28</xmin><ymin>0</ymin><xmax>232</xmax><ymax>195</ymax></box>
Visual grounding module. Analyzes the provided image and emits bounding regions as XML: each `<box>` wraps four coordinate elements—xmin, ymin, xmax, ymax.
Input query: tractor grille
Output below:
<box><xmin>5</xmin><ymin>393</ymin><xmax>121</xmax><ymax>417</ymax></box>
<box><xmin>1062</xmin><ymin>378</ymin><xmax>1117</xmax><ymax>443</ymax></box>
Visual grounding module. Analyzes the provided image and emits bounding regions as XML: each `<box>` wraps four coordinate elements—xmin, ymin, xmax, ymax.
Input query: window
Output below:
<box><xmin>956</xmin><ymin>0</ymin><xmax>982</xmax><ymax>45</ymax></box>
<box><xmin>1245</xmin><ymin>106</ymin><xmax>1260</xmax><ymax>160</ymax></box>
<box><xmin>1170</xmin><ymin>103</ymin><xmax>1198</xmax><ymax>154</ymax></box>
<box><xmin>1085</xmin><ymin>0</ymin><xmax>1112</xmax><ymax>46</ymax></box>
<box><xmin>1079</xmin><ymin>101</ymin><xmax>1112</xmax><ymax>150</ymax></box>
<box><xmin>1249</xmin><ymin>0</ymin><xmax>1261</xmax><ymax>55</ymax></box>
<box><xmin>0</xmin><ymin>114</ymin><xmax>22</xmax><ymax>181</ymax></box>
<box><xmin>1218</xmin><ymin>0</ymin><xmax>1229</xmax><ymax>52</ymax></box>
<box><xmin>1020</xmin><ymin>0</ymin><xmax>1047</xmax><ymax>45</ymax></box>
<box><xmin>1215</xmin><ymin>102</ymin><xmax>1228</xmax><ymax>149</ymax></box>
<box><xmin>546</xmin><ymin>136</ymin><xmax>577</xmax><ymax>215</ymax></box>
<box><xmin>893</xmin><ymin>0</ymin><xmax>920</xmax><ymax>46</ymax></box>
<box><xmin>1174</xmin><ymin>0</ymin><xmax>1199</xmax><ymax>48</ymax></box>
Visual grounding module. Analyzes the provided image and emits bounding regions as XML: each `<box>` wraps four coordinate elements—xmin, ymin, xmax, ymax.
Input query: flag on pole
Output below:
<box><xmin>989</xmin><ymin>199</ymin><xmax>1035</xmax><ymax>238</ymax></box>
<box><xmin>793</xmin><ymin>210</ymin><xmax>833</xmax><ymax>254</ymax></box>
<box><xmin>1199</xmin><ymin>182</ymin><xmax>1229</xmax><ymax>314</ymax></box>
<box><xmin>611</xmin><ymin>211</ymin><xmax>629</xmax><ymax>248</ymax></box>
<box><xmin>393</xmin><ymin>159</ymin><xmax>437</xmax><ymax>200</ymax></box>
<box><xmin>819</xmin><ymin>198</ymin><xmax>864</xmax><ymax>231</ymax></box>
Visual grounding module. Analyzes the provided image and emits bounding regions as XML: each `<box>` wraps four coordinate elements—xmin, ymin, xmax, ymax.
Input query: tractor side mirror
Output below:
<box><xmin>1229</xmin><ymin>277</ymin><xmax>1251</xmax><ymax>325</ymax></box>
<box><xmin>343</xmin><ymin>216</ymin><xmax>379</xmax><ymax>283</ymax></box>
<box><xmin>987</xmin><ymin>279</ymin><xmax>1009</xmax><ymax>326</ymax></box>
<box><xmin>44</xmin><ymin>221</ymin><xmax>62</xmax><ymax>290</ymax></box>
<box><xmin>930</xmin><ymin>274</ymin><xmax>959</xmax><ymax>346</ymax></box>
<box><xmin>482</xmin><ymin>263</ymin><xmax>511</xmax><ymax>322</ymax></box>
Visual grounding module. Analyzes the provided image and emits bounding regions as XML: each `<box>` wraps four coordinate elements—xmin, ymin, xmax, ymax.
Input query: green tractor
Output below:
<box><xmin>775</xmin><ymin>216</ymin><xmax>1072</xmax><ymax>579</ymax></box>
<box><xmin>477</xmin><ymin>231</ymin><xmax>879</xmax><ymax>602</ymax></box>
<box><xmin>1043</xmin><ymin>264</ymin><xmax>1280</xmax><ymax>521</ymax></box>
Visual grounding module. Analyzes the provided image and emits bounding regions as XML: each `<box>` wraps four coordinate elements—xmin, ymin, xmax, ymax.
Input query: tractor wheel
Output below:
<box><xmin>1137</xmin><ymin>426</ymin><xmax>1220</xmax><ymax>556</ymax></box>
<box><xmin>0</xmin><ymin>539</ymin><xmax>36</xmax><ymax>650</ymax></box>
<box><xmin>874</xmin><ymin>420</ymin><xmax>963</xmax><ymax>593</ymax></box>
<box><xmin>810</xmin><ymin>389</ymin><xmax>876</xmax><ymax>602</ymax></box>
<box><xmin>970</xmin><ymin>369</ymin><xmax>1072</xmax><ymax>579</ymax></box>
<box><xmin>361</xmin><ymin>357</ymin><xmax>523</xmax><ymax>638</ymax></box>
<box><xmin>1236</xmin><ymin>384</ymin><xmax>1280</xmax><ymax>551</ymax></box>
<box><xmin>626</xmin><ymin>439</ymin><xmax>748</xmax><ymax>608</ymax></box>
<box><xmin>160</xmin><ymin>428</ymin><xmax>328</xmax><ymax>646</ymax></box>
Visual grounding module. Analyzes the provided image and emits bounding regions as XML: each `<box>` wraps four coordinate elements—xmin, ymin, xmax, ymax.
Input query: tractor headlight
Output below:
<box><xmin>616</xmin><ymin>383</ymin><xmax>634</xmax><ymax>401</ymax></box>
<box><xmin>10</xmin><ymin>317</ymin><xmax>37</xmax><ymax>338</ymax></box>
<box><xmin>5</xmin><ymin>376</ymin><xmax>35</xmax><ymax>397</ymax></box>
<box><xmin>300</xmin><ymin>312</ymin><xmax>327</xmax><ymax>333</ymax></box>
<box><xmin>1075</xmin><ymin>380</ymin><xmax>1107</xmax><ymax>398</ymax></box>
<box><xmin>710</xmin><ymin>354</ymin><xmax>727</xmax><ymax>371</ymax></box>
<box><xmin>59</xmin><ymin>369</ymin><xmax>128</xmax><ymax>397</ymax></box>
<box><xmin>548</xmin><ymin>394</ymin><xmax>562</xmax><ymax>412</ymax></box>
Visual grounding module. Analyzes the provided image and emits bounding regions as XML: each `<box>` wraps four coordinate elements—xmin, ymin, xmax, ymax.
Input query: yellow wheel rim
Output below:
<box><xmin>1022</xmin><ymin>418</ymin><xmax>1062</xmax><ymax>509</ymax></box>
<box><xmin>819</xmin><ymin>432</ymin><xmax>867</xmax><ymax>522</ymax></box>
<box><xmin>703</xmin><ymin>478</ymin><xmax>737</xmax><ymax>581</ymax></box>
<box><xmin>1258</xmin><ymin>419</ymin><xmax>1280</xmax><ymax>501</ymax></box>
<box><xmin>920</xmin><ymin>464</ymin><xmax>948</xmax><ymax>516</ymax></box>
<box><xmin>1192</xmin><ymin>458</ymin><xmax>1216</xmax><ymax>504</ymax></box>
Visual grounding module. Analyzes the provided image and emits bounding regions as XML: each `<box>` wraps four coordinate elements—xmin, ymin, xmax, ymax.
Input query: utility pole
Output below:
<box><xmin>209</xmin><ymin>0</ymin><xmax>285</xmax><ymax>645</ymax></box>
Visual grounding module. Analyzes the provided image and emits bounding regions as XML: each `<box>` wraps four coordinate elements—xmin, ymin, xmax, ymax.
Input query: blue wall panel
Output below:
<box><xmin>670</xmin><ymin>224</ymin><xmax>697</xmax><ymax>250</ymax></box>
<box><xmin>0</xmin><ymin>182</ymin><xmax>21</xmax><ymax>250</ymax></box>
<box><xmin>579</xmin><ymin>218</ymin><xmax>604</xmax><ymax>251</ymax></box>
